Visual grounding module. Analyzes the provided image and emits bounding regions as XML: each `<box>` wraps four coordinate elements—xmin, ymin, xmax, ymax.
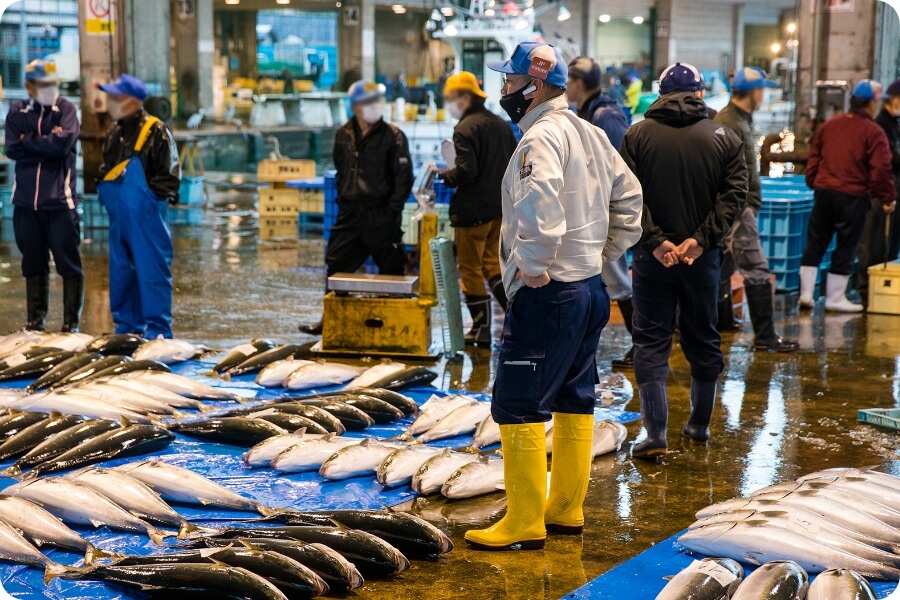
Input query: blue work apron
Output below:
<box><xmin>98</xmin><ymin>146</ymin><xmax>174</xmax><ymax>340</ymax></box>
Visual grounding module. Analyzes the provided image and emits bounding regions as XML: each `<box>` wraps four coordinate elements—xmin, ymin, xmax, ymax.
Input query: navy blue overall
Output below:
<box><xmin>98</xmin><ymin>117</ymin><xmax>174</xmax><ymax>339</ymax></box>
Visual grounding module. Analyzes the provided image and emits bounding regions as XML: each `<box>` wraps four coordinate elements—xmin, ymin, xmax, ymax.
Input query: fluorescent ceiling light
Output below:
<box><xmin>632</xmin><ymin>15</ymin><xmax>644</xmax><ymax>24</ymax></box>
<box><xmin>392</xmin><ymin>4</ymin><xmax>407</xmax><ymax>12</ymax></box>
<box><xmin>443</xmin><ymin>22</ymin><xmax>458</xmax><ymax>35</ymax></box>
<box><xmin>441</xmin><ymin>7</ymin><xmax>455</xmax><ymax>16</ymax></box>
<box><xmin>557</xmin><ymin>4</ymin><xmax>570</xmax><ymax>21</ymax></box>
<box><xmin>598</xmin><ymin>14</ymin><xmax>610</xmax><ymax>22</ymax></box>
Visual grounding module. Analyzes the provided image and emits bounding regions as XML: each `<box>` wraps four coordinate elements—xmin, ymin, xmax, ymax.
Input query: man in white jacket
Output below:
<box><xmin>465</xmin><ymin>42</ymin><xmax>643</xmax><ymax>552</ymax></box>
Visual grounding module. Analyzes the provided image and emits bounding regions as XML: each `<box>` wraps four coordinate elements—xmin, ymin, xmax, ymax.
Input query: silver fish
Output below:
<box><xmin>753</xmin><ymin>482</ymin><xmax>900</xmax><ymax>529</ymax></box>
<box><xmin>344</xmin><ymin>362</ymin><xmax>407</xmax><ymax>389</ymax></box>
<box><xmin>103</xmin><ymin>379</ymin><xmax>210</xmax><ymax>412</ymax></box>
<box><xmin>319</xmin><ymin>439</ymin><xmax>403</xmax><ymax>480</ymax></box>
<box><xmin>730</xmin><ymin>560</ymin><xmax>808</xmax><ymax>600</ymax></box>
<box><xmin>256</xmin><ymin>360</ymin><xmax>314</xmax><ymax>387</ymax></box>
<box><xmin>678</xmin><ymin>521</ymin><xmax>900</xmax><ymax>580</ymax></box>
<box><xmin>798</xmin><ymin>468</ymin><xmax>900</xmax><ymax>490</ymax></box>
<box><xmin>0</xmin><ymin>516</ymin><xmax>59</xmax><ymax>568</ymax></box>
<box><xmin>133</xmin><ymin>338</ymin><xmax>204</xmax><ymax>365</ymax></box>
<box><xmin>412</xmin><ymin>449</ymin><xmax>481</xmax><ymax>495</ymax></box>
<box><xmin>406</xmin><ymin>395</ymin><xmax>476</xmax><ymax>436</ymax></box>
<box><xmin>2</xmin><ymin>478</ymin><xmax>170</xmax><ymax>546</ymax></box>
<box><xmin>114</xmin><ymin>460</ymin><xmax>272</xmax><ymax>516</ymax></box>
<box><xmin>284</xmin><ymin>362</ymin><xmax>361</xmax><ymax>391</ymax></box>
<box><xmin>270</xmin><ymin>433</ymin><xmax>361</xmax><ymax>473</ymax></box>
<box><xmin>0</xmin><ymin>495</ymin><xmax>113</xmax><ymax>564</ymax></box>
<box><xmin>11</xmin><ymin>390</ymin><xmax>162</xmax><ymax>424</ymax></box>
<box><xmin>807</xmin><ymin>569</ymin><xmax>878</xmax><ymax>600</ymax></box>
<box><xmin>655</xmin><ymin>557</ymin><xmax>743</xmax><ymax>600</ymax></box>
<box><xmin>38</xmin><ymin>333</ymin><xmax>94</xmax><ymax>352</ymax></box>
<box><xmin>242</xmin><ymin>432</ymin><xmax>325</xmax><ymax>468</ymax></box>
<box><xmin>0</xmin><ymin>331</ymin><xmax>44</xmax><ymax>358</ymax></box>
<box><xmin>79</xmin><ymin>382</ymin><xmax>184</xmax><ymax>417</ymax></box>
<box><xmin>591</xmin><ymin>420</ymin><xmax>628</xmax><ymax>456</ymax></box>
<box><xmin>417</xmin><ymin>401</ymin><xmax>491</xmax><ymax>443</ymax></box>
<box><xmin>471</xmin><ymin>415</ymin><xmax>501</xmax><ymax>449</ymax></box>
<box><xmin>376</xmin><ymin>445</ymin><xmax>445</xmax><ymax>488</ymax></box>
<box><xmin>441</xmin><ymin>456</ymin><xmax>505</xmax><ymax>499</ymax></box>
<box><xmin>121</xmin><ymin>371</ymin><xmax>245</xmax><ymax>402</ymax></box>
<box><xmin>67</xmin><ymin>467</ymin><xmax>204</xmax><ymax>539</ymax></box>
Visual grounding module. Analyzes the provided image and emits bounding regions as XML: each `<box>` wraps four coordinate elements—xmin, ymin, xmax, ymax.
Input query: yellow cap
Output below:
<box><xmin>444</xmin><ymin>72</ymin><xmax>488</xmax><ymax>99</ymax></box>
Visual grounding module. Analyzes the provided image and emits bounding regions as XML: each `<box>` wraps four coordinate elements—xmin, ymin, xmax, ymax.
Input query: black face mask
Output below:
<box><xmin>500</xmin><ymin>80</ymin><xmax>538</xmax><ymax>124</ymax></box>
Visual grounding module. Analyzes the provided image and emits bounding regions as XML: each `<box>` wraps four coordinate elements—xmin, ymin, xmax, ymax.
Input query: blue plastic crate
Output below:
<box><xmin>178</xmin><ymin>175</ymin><xmax>205</xmax><ymax>206</ymax></box>
<box><xmin>0</xmin><ymin>188</ymin><xmax>12</xmax><ymax>219</ymax></box>
<box><xmin>434</xmin><ymin>180</ymin><xmax>454</xmax><ymax>205</ymax></box>
<box><xmin>80</xmin><ymin>194</ymin><xmax>109</xmax><ymax>230</ymax></box>
<box><xmin>298</xmin><ymin>212</ymin><xmax>325</xmax><ymax>238</ymax></box>
<box><xmin>168</xmin><ymin>206</ymin><xmax>204</xmax><ymax>226</ymax></box>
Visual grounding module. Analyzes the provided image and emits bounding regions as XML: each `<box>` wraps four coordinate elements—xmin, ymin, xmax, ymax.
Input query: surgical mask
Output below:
<box><xmin>360</xmin><ymin>103</ymin><xmax>384</xmax><ymax>124</ymax></box>
<box><xmin>108</xmin><ymin>98</ymin><xmax>132</xmax><ymax>121</ymax></box>
<box><xmin>446</xmin><ymin>100</ymin><xmax>464</xmax><ymax>120</ymax></box>
<box><xmin>499</xmin><ymin>80</ymin><xmax>538</xmax><ymax>124</ymax></box>
<box><xmin>36</xmin><ymin>86</ymin><xmax>59</xmax><ymax>107</ymax></box>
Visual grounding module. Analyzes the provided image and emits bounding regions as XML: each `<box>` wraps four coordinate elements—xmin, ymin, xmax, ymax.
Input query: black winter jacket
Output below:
<box><xmin>620</xmin><ymin>92</ymin><xmax>747</xmax><ymax>250</ymax></box>
<box><xmin>876</xmin><ymin>108</ymin><xmax>900</xmax><ymax>193</ymax></box>
<box><xmin>439</xmin><ymin>105</ymin><xmax>517</xmax><ymax>227</ymax></box>
<box><xmin>98</xmin><ymin>110</ymin><xmax>181</xmax><ymax>204</ymax></box>
<box><xmin>715</xmin><ymin>102</ymin><xmax>762</xmax><ymax>212</ymax></box>
<box><xmin>333</xmin><ymin>118</ymin><xmax>413</xmax><ymax>214</ymax></box>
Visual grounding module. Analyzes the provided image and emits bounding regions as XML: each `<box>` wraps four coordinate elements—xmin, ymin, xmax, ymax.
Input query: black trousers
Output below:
<box><xmin>325</xmin><ymin>203</ymin><xmax>406</xmax><ymax>278</ymax></box>
<box><xmin>801</xmin><ymin>189</ymin><xmax>869</xmax><ymax>276</ymax></box>
<box><xmin>856</xmin><ymin>197</ymin><xmax>889</xmax><ymax>300</ymax></box>
<box><xmin>13</xmin><ymin>206</ymin><xmax>82</xmax><ymax>279</ymax></box>
<box><xmin>632</xmin><ymin>246</ymin><xmax>724</xmax><ymax>385</ymax></box>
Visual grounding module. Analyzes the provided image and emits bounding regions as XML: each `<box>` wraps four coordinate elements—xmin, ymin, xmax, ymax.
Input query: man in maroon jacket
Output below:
<box><xmin>799</xmin><ymin>80</ymin><xmax>896</xmax><ymax>312</ymax></box>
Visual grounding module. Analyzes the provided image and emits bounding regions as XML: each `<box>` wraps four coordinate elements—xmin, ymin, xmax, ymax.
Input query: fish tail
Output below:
<box><xmin>221</xmin><ymin>372</ymin><xmax>233</xmax><ymax>382</ymax></box>
<box><xmin>147</xmin><ymin>527</ymin><xmax>171</xmax><ymax>547</ymax></box>
<box><xmin>84</xmin><ymin>545</ymin><xmax>120</xmax><ymax>566</ymax></box>
<box><xmin>389</xmin><ymin>432</ymin><xmax>414</xmax><ymax>442</ymax></box>
<box><xmin>0</xmin><ymin>464</ymin><xmax>21</xmax><ymax>478</ymax></box>
<box><xmin>171</xmin><ymin>410</ymin><xmax>188</xmax><ymax>421</ymax></box>
<box><xmin>231</xmin><ymin>394</ymin><xmax>250</xmax><ymax>404</ymax></box>
<box><xmin>196</xmin><ymin>403</ymin><xmax>213</xmax><ymax>414</ymax></box>
<box><xmin>21</xmin><ymin>468</ymin><xmax>39</xmax><ymax>481</ymax></box>
<box><xmin>256</xmin><ymin>504</ymin><xmax>281</xmax><ymax>518</ymax></box>
<box><xmin>43</xmin><ymin>562</ymin><xmax>79</xmax><ymax>585</ymax></box>
<box><xmin>176</xmin><ymin>520</ymin><xmax>219</xmax><ymax>540</ymax></box>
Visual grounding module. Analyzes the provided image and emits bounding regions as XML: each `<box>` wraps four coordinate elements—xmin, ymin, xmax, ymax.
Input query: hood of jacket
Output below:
<box><xmin>645</xmin><ymin>92</ymin><xmax>709</xmax><ymax>127</ymax></box>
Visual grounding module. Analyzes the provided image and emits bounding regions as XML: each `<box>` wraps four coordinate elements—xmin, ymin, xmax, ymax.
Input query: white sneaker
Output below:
<box><xmin>824</xmin><ymin>274</ymin><xmax>864</xmax><ymax>313</ymax></box>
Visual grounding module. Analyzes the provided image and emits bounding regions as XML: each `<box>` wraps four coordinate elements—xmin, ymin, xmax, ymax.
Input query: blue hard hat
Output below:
<box><xmin>24</xmin><ymin>60</ymin><xmax>59</xmax><ymax>83</ymax></box>
<box><xmin>732</xmin><ymin>66</ymin><xmax>777</xmax><ymax>92</ymax></box>
<box><xmin>487</xmin><ymin>42</ymin><xmax>568</xmax><ymax>89</ymax></box>
<box><xmin>659</xmin><ymin>62</ymin><xmax>703</xmax><ymax>95</ymax></box>
<box><xmin>98</xmin><ymin>74</ymin><xmax>149</xmax><ymax>101</ymax></box>
<box><xmin>347</xmin><ymin>80</ymin><xmax>386</xmax><ymax>105</ymax></box>
<box><xmin>852</xmin><ymin>79</ymin><xmax>883</xmax><ymax>101</ymax></box>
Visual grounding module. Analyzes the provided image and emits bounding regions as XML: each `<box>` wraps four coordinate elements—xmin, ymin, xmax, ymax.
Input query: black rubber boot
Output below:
<box><xmin>299</xmin><ymin>320</ymin><xmax>323</xmax><ymax>336</ymax></box>
<box><xmin>632</xmin><ymin>383</ymin><xmax>668</xmax><ymax>459</ymax></box>
<box><xmin>465</xmin><ymin>295</ymin><xmax>492</xmax><ymax>345</ymax></box>
<box><xmin>745</xmin><ymin>281</ymin><xmax>799</xmax><ymax>353</ymax></box>
<box><xmin>25</xmin><ymin>276</ymin><xmax>50</xmax><ymax>331</ymax></box>
<box><xmin>717</xmin><ymin>286</ymin><xmax>742</xmax><ymax>332</ymax></box>
<box><xmin>61</xmin><ymin>275</ymin><xmax>84</xmax><ymax>333</ymax></box>
<box><xmin>489</xmin><ymin>276</ymin><xmax>508</xmax><ymax>312</ymax></box>
<box><xmin>682</xmin><ymin>378</ymin><xmax>717</xmax><ymax>444</ymax></box>
<box><xmin>612</xmin><ymin>298</ymin><xmax>635</xmax><ymax>370</ymax></box>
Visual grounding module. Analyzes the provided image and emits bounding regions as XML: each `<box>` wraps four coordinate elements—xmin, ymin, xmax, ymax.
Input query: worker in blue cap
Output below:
<box><xmin>622</xmin><ymin>62</ymin><xmax>746</xmax><ymax>459</ymax></box>
<box><xmin>800</xmin><ymin>79</ymin><xmax>896</xmax><ymax>312</ymax></box>
<box><xmin>299</xmin><ymin>80</ymin><xmax>413</xmax><ymax>336</ymax></box>
<box><xmin>5</xmin><ymin>60</ymin><xmax>82</xmax><ymax>332</ymax></box>
<box><xmin>876</xmin><ymin>78</ymin><xmax>900</xmax><ymax>259</ymax></box>
<box><xmin>97</xmin><ymin>74</ymin><xmax>181</xmax><ymax>339</ymax></box>
<box><xmin>715</xmin><ymin>67</ymin><xmax>798</xmax><ymax>352</ymax></box>
<box><xmin>464</xmin><ymin>42</ymin><xmax>643</xmax><ymax>551</ymax></box>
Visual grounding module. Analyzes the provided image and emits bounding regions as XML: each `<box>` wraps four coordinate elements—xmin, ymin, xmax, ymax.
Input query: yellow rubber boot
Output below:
<box><xmin>465</xmin><ymin>423</ymin><xmax>547</xmax><ymax>550</ymax></box>
<box><xmin>544</xmin><ymin>413</ymin><xmax>594</xmax><ymax>534</ymax></box>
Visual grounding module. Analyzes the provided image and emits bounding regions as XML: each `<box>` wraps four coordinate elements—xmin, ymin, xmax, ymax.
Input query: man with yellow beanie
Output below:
<box><xmin>439</xmin><ymin>72</ymin><xmax>518</xmax><ymax>344</ymax></box>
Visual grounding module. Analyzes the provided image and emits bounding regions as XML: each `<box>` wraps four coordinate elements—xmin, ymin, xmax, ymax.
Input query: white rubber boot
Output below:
<box><xmin>798</xmin><ymin>266</ymin><xmax>818</xmax><ymax>309</ymax></box>
<box><xmin>824</xmin><ymin>274</ymin><xmax>863</xmax><ymax>313</ymax></box>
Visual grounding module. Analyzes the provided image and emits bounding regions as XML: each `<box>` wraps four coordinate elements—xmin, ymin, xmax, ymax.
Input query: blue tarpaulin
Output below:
<box><xmin>0</xmin><ymin>359</ymin><xmax>640</xmax><ymax>599</ymax></box>
<box><xmin>568</xmin><ymin>531</ymin><xmax>899</xmax><ymax>599</ymax></box>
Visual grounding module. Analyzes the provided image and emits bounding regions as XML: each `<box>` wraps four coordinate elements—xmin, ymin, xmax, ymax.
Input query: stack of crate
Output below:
<box><xmin>401</xmin><ymin>202</ymin><xmax>453</xmax><ymax>248</ymax></box>
<box><xmin>293</xmin><ymin>177</ymin><xmax>326</xmax><ymax>238</ymax></box>
<box><xmin>0</xmin><ymin>160</ymin><xmax>13</xmax><ymax>220</ymax></box>
<box><xmin>257</xmin><ymin>159</ymin><xmax>315</xmax><ymax>242</ymax></box>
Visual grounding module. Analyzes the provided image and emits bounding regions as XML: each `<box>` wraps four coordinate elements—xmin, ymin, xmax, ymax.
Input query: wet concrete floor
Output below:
<box><xmin>0</xmin><ymin>185</ymin><xmax>899</xmax><ymax>599</ymax></box>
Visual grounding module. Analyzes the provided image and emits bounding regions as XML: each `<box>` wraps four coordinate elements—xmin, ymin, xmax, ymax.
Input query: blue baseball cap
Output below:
<box><xmin>659</xmin><ymin>62</ymin><xmax>703</xmax><ymax>95</ymax></box>
<box><xmin>24</xmin><ymin>60</ymin><xmax>59</xmax><ymax>83</ymax></box>
<box><xmin>732</xmin><ymin>66</ymin><xmax>777</xmax><ymax>92</ymax></box>
<box><xmin>487</xmin><ymin>42</ymin><xmax>567</xmax><ymax>89</ymax></box>
<box><xmin>347</xmin><ymin>80</ymin><xmax>386</xmax><ymax>105</ymax></box>
<box><xmin>852</xmin><ymin>79</ymin><xmax>883</xmax><ymax>101</ymax></box>
<box><xmin>98</xmin><ymin>74</ymin><xmax>148</xmax><ymax>101</ymax></box>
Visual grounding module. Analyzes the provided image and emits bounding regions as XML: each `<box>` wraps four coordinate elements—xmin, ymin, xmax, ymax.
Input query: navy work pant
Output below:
<box><xmin>13</xmin><ymin>207</ymin><xmax>82</xmax><ymax>279</ymax></box>
<box><xmin>325</xmin><ymin>204</ymin><xmax>406</xmax><ymax>277</ymax></box>
<box><xmin>492</xmin><ymin>275</ymin><xmax>610</xmax><ymax>425</ymax></box>
<box><xmin>632</xmin><ymin>247</ymin><xmax>724</xmax><ymax>385</ymax></box>
<box><xmin>801</xmin><ymin>188</ymin><xmax>869</xmax><ymax>276</ymax></box>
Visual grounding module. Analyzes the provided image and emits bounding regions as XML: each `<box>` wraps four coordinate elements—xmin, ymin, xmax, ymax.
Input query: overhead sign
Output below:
<box><xmin>344</xmin><ymin>6</ymin><xmax>360</xmax><ymax>26</ymax></box>
<box><xmin>86</xmin><ymin>0</ymin><xmax>115</xmax><ymax>36</ymax></box>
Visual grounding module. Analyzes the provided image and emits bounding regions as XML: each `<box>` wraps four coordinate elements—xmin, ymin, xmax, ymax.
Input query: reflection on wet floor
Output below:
<box><xmin>1</xmin><ymin>187</ymin><xmax>899</xmax><ymax>598</ymax></box>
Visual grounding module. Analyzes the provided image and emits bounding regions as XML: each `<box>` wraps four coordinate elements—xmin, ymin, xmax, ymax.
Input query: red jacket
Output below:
<box><xmin>806</xmin><ymin>111</ymin><xmax>896</xmax><ymax>204</ymax></box>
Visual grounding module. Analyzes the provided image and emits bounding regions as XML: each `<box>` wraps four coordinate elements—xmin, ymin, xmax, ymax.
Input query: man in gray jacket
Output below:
<box><xmin>465</xmin><ymin>42</ymin><xmax>642</xmax><ymax>552</ymax></box>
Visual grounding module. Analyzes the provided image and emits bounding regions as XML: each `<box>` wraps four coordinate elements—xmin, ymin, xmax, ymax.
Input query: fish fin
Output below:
<box><xmin>49</xmin><ymin>410</ymin><xmax>61</xmax><ymax>418</ymax></box>
<box><xmin>209</xmin><ymin>558</ymin><xmax>230</xmax><ymax>567</ymax></box>
<box><xmin>118</xmin><ymin>416</ymin><xmax>132</xmax><ymax>428</ymax></box>
<box><xmin>231</xmin><ymin>394</ymin><xmax>250</xmax><ymax>404</ymax></box>
<box><xmin>322</xmin><ymin>432</ymin><xmax>337</xmax><ymax>441</ymax></box>
<box><xmin>744</xmin><ymin>520</ymin><xmax>769</xmax><ymax>527</ymax></box>
<box><xmin>379</xmin><ymin>502</ymin><xmax>396</xmax><ymax>513</ymax></box>
<box><xmin>389</xmin><ymin>432</ymin><xmax>414</xmax><ymax>442</ymax></box>
<box><xmin>360</xmin><ymin>438</ymin><xmax>372</xmax><ymax>448</ymax></box>
<box><xmin>257</xmin><ymin>505</ymin><xmax>280</xmax><ymax>518</ymax></box>
<box><xmin>196</xmin><ymin>403</ymin><xmax>213</xmax><ymax>414</ymax></box>
<box><xmin>43</xmin><ymin>562</ymin><xmax>79</xmax><ymax>585</ymax></box>
<box><xmin>238</xmin><ymin>539</ymin><xmax>264</xmax><ymax>552</ymax></box>
<box><xmin>172</xmin><ymin>410</ymin><xmax>188</xmax><ymax>422</ymax></box>
<box><xmin>90</xmin><ymin>519</ymin><xmax>106</xmax><ymax>529</ymax></box>
<box><xmin>177</xmin><ymin>521</ymin><xmax>204</xmax><ymax>540</ymax></box>
<box><xmin>221</xmin><ymin>372</ymin><xmax>232</xmax><ymax>382</ymax></box>
<box><xmin>84</xmin><ymin>546</ymin><xmax>121</xmax><ymax>566</ymax></box>
<box><xmin>293</xmin><ymin>427</ymin><xmax>307</xmax><ymax>435</ymax></box>
<box><xmin>662</xmin><ymin>575</ymin><xmax>675</xmax><ymax>581</ymax></box>
<box><xmin>147</xmin><ymin>527</ymin><xmax>170</xmax><ymax>547</ymax></box>
<box><xmin>441</xmin><ymin>448</ymin><xmax>452</xmax><ymax>457</ymax></box>
<box><xmin>757</xmin><ymin>510</ymin><xmax>790</xmax><ymax>518</ymax></box>
<box><xmin>742</xmin><ymin>552</ymin><xmax>763</xmax><ymax>566</ymax></box>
